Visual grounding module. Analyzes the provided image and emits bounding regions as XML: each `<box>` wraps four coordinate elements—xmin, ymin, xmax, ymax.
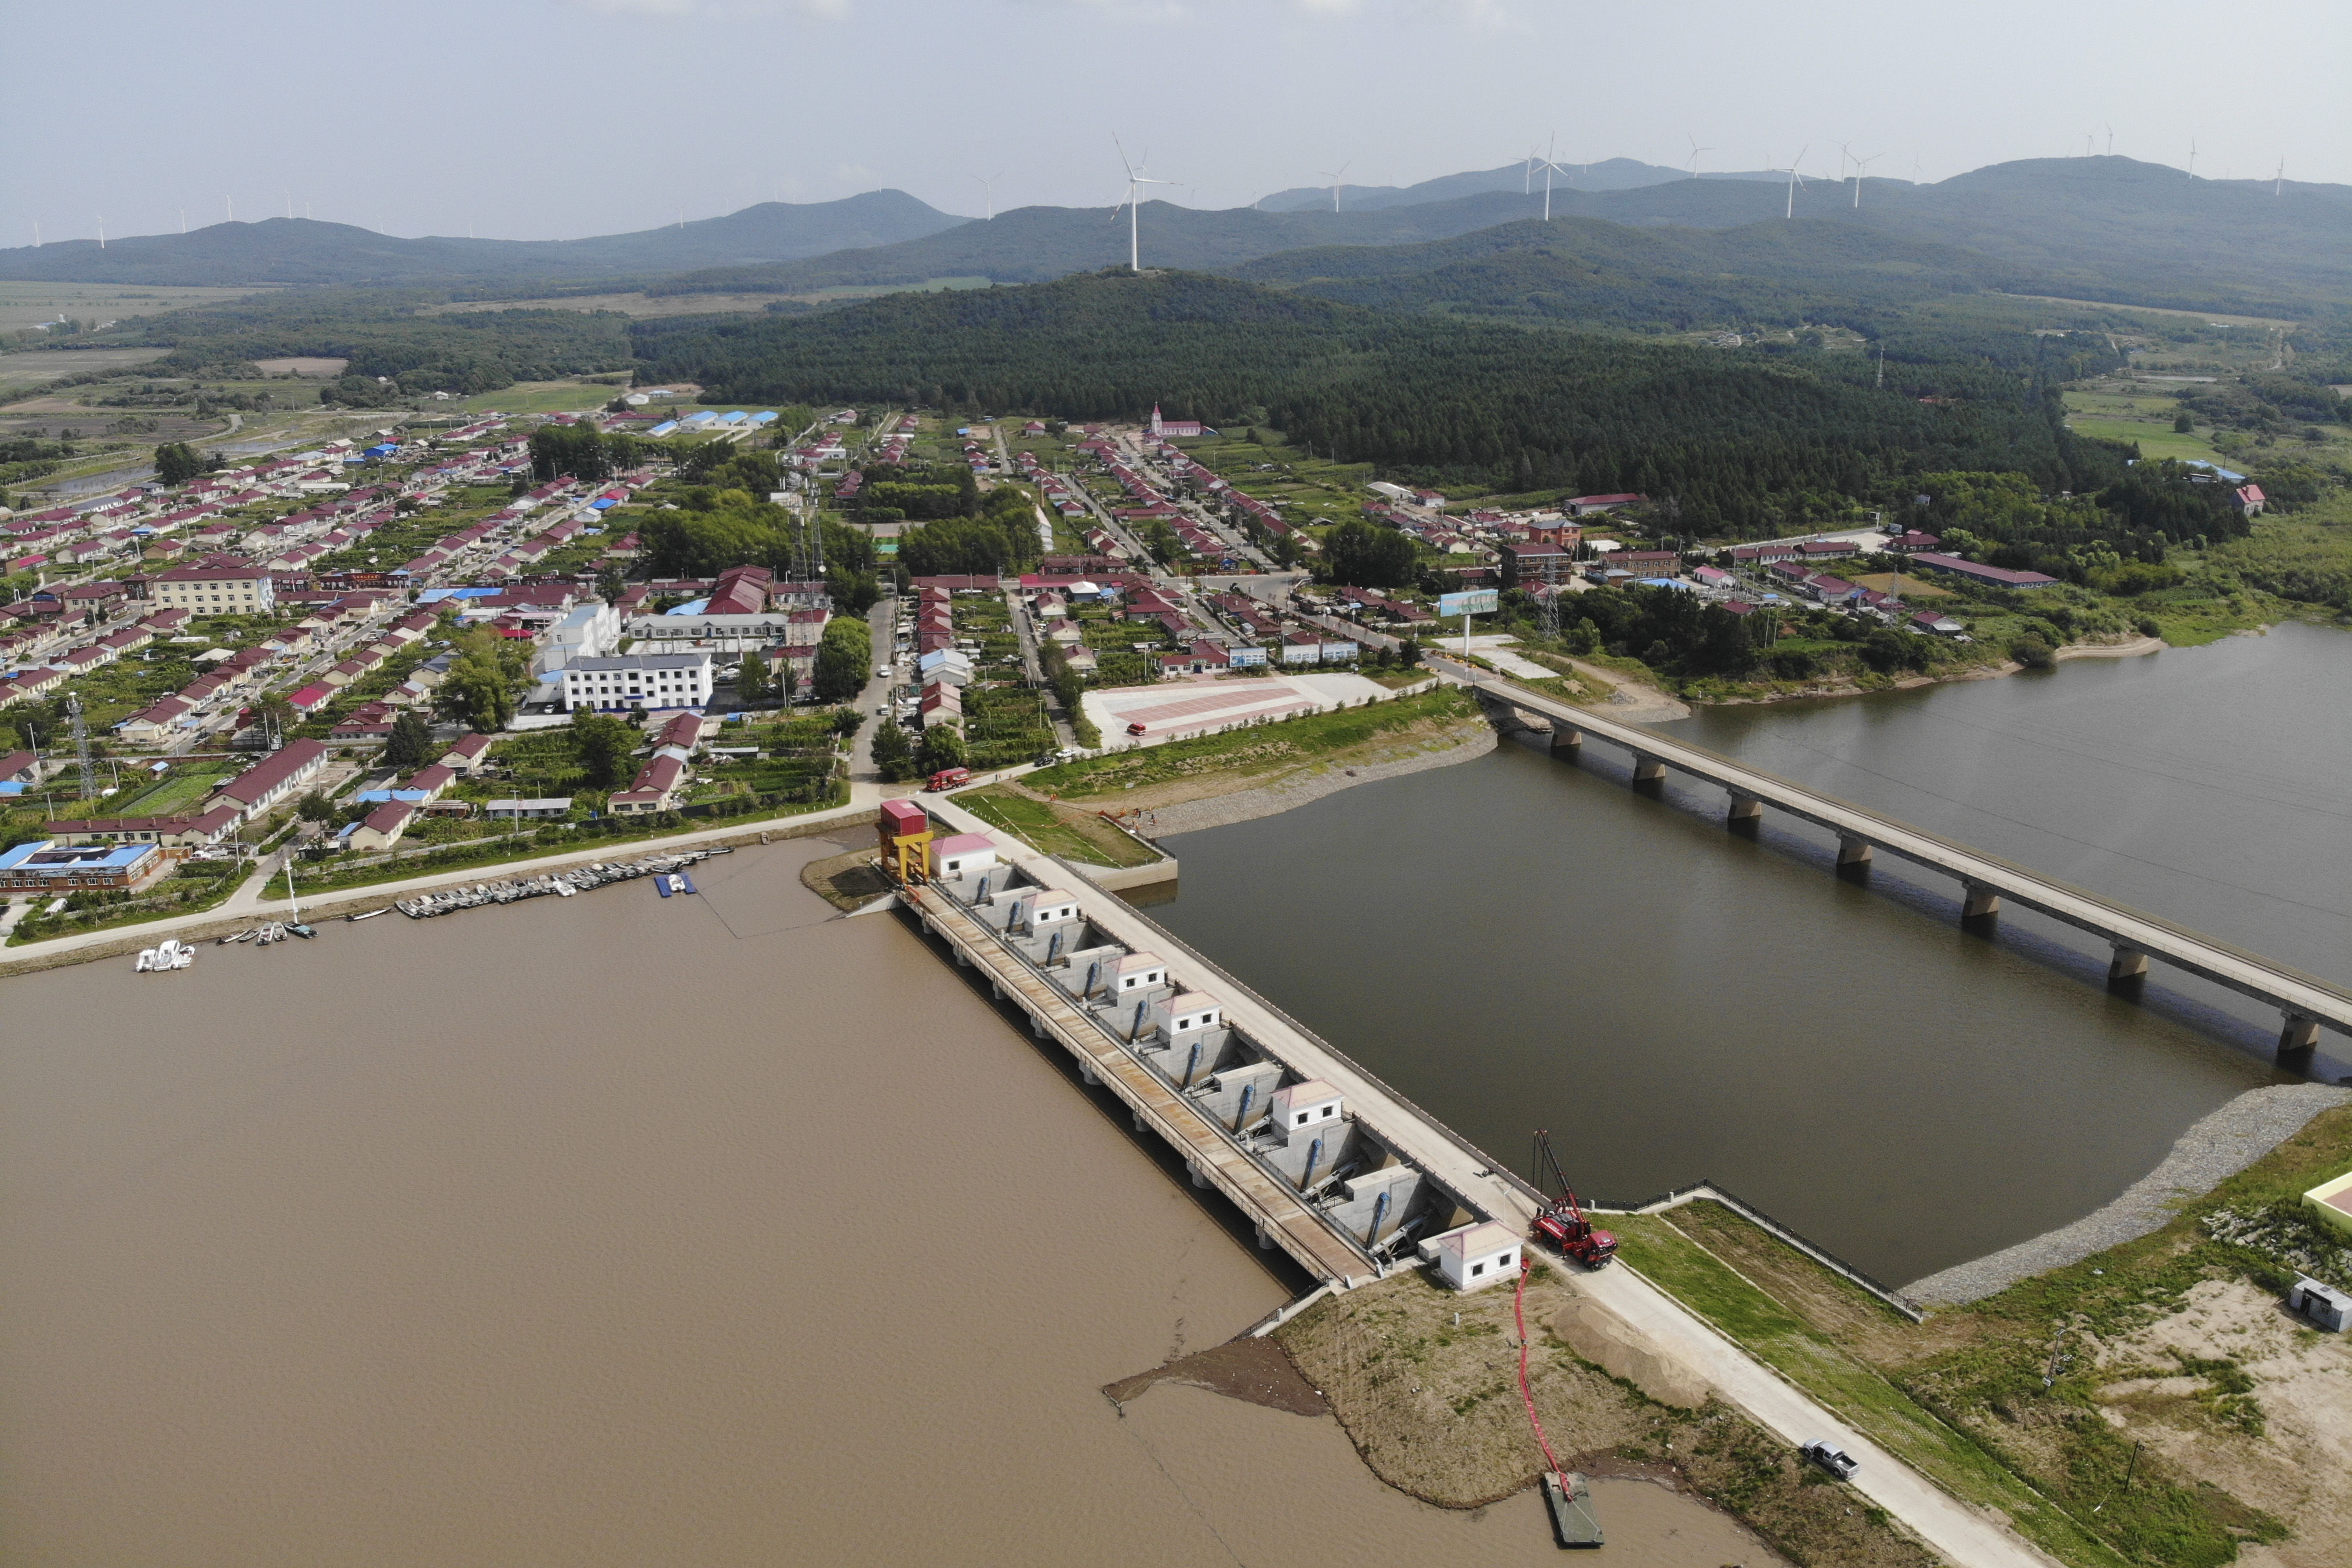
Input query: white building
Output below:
<box><xmin>535</xmin><ymin>600</ymin><xmax>622</xmax><ymax>677</ymax></box>
<box><xmin>1420</xmin><ymin>1219</ymin><xmax>1522</xmax><ymax>1292</ymax></box>
<box><xmin>558</xmin><ymin>652</ymin><xmax>714</xmax><ymax>713</ymax></box>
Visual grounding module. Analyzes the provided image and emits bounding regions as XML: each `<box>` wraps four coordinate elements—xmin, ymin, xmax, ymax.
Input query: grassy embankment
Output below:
<box><xmin>954</xmin><ymin>785</ymin><xmax>1163</xmax><ymax>869</ymax></box>
<box><xmin>1600</xmin><ymin>1107</ymin><xmax>2352</xmax><ymax>1568</ymax></box>
<box><xmin>1276</xmin><ymin>1263</ymin><xmax>1941</xmax><ymax>1568</ymax></box>
<box><xmin>1022</xmin><ymin>684</ymin><xmax>1483</xmax><ymax>805</ymax></box>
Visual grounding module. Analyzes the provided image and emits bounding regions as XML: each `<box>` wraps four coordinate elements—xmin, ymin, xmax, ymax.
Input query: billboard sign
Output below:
<box><xmin>1437</xmin><ymin>589</ymin><xmax>1499</xmax><ymax>618</ymax></box>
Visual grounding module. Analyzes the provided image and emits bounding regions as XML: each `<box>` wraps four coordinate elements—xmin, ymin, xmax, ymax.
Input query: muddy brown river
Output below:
<box><xmin>1</xmin><ymin>839</ymin><xmax>1769</xmax><ymax>1566</ymax></box>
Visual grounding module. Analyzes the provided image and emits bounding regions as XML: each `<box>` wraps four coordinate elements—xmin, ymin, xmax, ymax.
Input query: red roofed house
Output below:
<box><xmin>208</xmin><ymin>738</ymin><xmax>329</xmax><ymax>822</ymax></box>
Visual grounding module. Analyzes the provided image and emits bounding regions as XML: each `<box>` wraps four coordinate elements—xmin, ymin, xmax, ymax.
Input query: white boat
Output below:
<box><xmin>135</xmin><ymin>948</ymin><xmax>156</xmax><ymax>972</ymax></box>
<box><xmin>138</xmin><ymin>939</ymin><xmax>194</xmax><ymax>972</ymax></box>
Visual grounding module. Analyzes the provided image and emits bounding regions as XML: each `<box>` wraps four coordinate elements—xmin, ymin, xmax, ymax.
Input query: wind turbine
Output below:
<box><xmin>1535</xmin><ymin>137</ymin><xmax>1569</xmax><ymax>221</ymax></box>
<box><xmin>968</xmin><ymin>169</ymin><xmax>1006</xmax><ymax>221</ymax></box>
<box><xmin>96</xmin><ymin>215</ymin><xmax>105</xmax><ymax>249</ymax></box>
<box><xmin>1685</xmin><ymin>135</ymin><xmax>1714</xmax><ymax>178</ymax></box>
<box><xmin>2274</xmin><ymin>157</ymin><xmax>2286</xmax><ymax>195</ymax></box>
<box><xmin>1316</xmin><ymin>161</ymin><xmax>1351</xmax><ymax>212</ymax></box>
<box><xmin>224</xmin><ymin>195</ymin><xmax>234</xmax><ymax>222</ymax></box>
<box><xmin>1776</xmin><ymin>147</ymin><xmax>1809</xmax><ymax>219</ymax></box>
<box><xmin>178</xmin><ymin>206</ymin><xmax>187</xmax><ymax>234</ymax></box>
<box><xmin>2187</xmin><ymin>139</ymin><xmax>2197</xmax><ymax>178</ymax></box>
<box><xmin>1110</xmin><ymin>137</ymin><xmax>1173</xmax><ymax>271</ymax></box>
<box><xmin>1524</xmin><ymin>143</ymin><xmax>1542</xmax><ymax>194</ymax></box>
<box><xmin>1849</xmin><ymin>150</ymin><xmax>1883</xmax><ymax>207</ymax></box>
<box><xmin>31</xmin><ymin>219</ymin><xmax>40</xmax><ymax>248</ymax></box>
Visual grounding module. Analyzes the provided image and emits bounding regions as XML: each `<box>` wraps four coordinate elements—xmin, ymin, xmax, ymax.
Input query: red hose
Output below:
<box><xmin>1514</xmin><ymin>1254</ymin><xmax>1568</xmax><ymax>1483</ymax></box>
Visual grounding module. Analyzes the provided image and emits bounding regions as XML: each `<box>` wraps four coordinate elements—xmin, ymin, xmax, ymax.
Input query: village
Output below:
<box><xmin>0</xmin><ymin>383</ymin><xmax>2189</xmax><ymax>953</ymax></box>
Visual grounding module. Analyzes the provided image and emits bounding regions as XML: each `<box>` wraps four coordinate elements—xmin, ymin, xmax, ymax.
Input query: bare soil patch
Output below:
<box><xmin>252</xmin><ymin>357</ymin><xmax>347</xmax><ymax>376</ymax></box>
<box><xmin>797</xmin><ymin>848</ymin><xmax>892</xmax><ymax>912</ymax></box>
<box><xmin>1103</xmin><ymin>1335</ymin><xmax>1329</xmax><ymax>1417</ymax></box>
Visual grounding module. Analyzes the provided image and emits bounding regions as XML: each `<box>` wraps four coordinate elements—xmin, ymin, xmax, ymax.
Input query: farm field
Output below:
<box><xmin>422</xmin><ymin>293</ymin><xmax>781</xmax><ymax>320</ymax></box>
<box><xmin>0</xmin><ymin>281</ymin><xmax>275</xmax><ymax>333</ymax></box>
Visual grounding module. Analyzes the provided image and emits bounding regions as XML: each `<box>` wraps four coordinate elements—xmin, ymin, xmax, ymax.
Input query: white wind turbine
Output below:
<box><xmin>1849</xmin><ymin>150</ymin><xmax>1883</xmax><ymax>207</ymax></box>
<box><xmin>1524</xmin><ymin>143</ymin><xmax>1542</xmax><ymax>194</ymax></box>
<box><xmin>1316</xmin><ymin>161</ymin><xmax>1352</xmax><ymax>212</ymax></box>
<box><xmin>968</xmin><ymin>170</ymin><xmax>1006</xmax><ymax>221</ymax></box>
<box><xmin>1110</xmin><ymin>137</ymin><xmax>1173</xmax><ymax>271</ymax></box>
<box><xmin>1776</xmin><ymin>147</ymin><xmax>1809</xmax><ymax>219</ymax></box>
<box><xmin>97</xmin><ymin>214</ymin><xmax>106</xmax><ymax>249</ymax></box>
<box><xmin>2187</xmin><ymin>139</ymin><xmax>2197</xmax><ymax>178</ymax></box>
<box><xmin>1685</xmin><ymin>135</ymin><xmax>1715</xmax><ymax>178</ymax></box>
<box><xmin>2274</xmin><ymin>157</ymin><xmax>2286</xmax><ymax>195</ymax></box>
<box><xmin>1535</xmin><ymin>137</ymin><xmax>1570</xmax><ymax>221</ymax></box>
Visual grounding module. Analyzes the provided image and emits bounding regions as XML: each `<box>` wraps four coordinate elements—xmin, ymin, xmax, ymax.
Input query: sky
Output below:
<box><xmin>5</xmin><ymin>0</ymin><xmax>2347</xmax><ymax>245</ymax></box>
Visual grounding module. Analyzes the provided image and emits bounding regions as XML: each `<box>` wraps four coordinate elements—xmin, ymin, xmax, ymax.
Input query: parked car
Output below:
<box><xmin>1126</xmin><ymin>721</ymin><xmax>1148</xmax><ymax>736</ymax></box>
<box><xmin>1801</xmin><ymin>1441</ymin><xmax>1859</xmax><ymax>1480</ymax></box>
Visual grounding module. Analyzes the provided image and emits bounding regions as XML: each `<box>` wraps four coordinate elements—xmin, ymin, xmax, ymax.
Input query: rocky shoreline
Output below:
<box><xmin>1904</xmin><ymin>1082</ymin><xmax>2352</xmax><ymax>1306</ymax></box>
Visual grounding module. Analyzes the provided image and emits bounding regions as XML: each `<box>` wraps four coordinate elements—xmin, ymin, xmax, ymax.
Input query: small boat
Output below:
<box><xmin>554</xmin><ymin>883</ymin><xmax>575</xmax><ymax>897</ymax></box>
<box><xmin>347</xmin><ymin>908</ymin><xmax>389</xmax><ymax>922</ymax></box>
<box><xmin>655</xmin><ymin>874</ymin><xmax>675</xmax><ymax>898</ymax></box>
<box><xmin>287</xmin><ymin>923</ymin><xmax>315</xmax><ymax>939</ymax></box>
<box><xmin>135</xmin><ymin>948</ymin><xmax>157</xmax><ymax>972</ymax></box>
<box><xmin>676</xmin><ymin>873</ymin><xmax>698</xmax><ymax>895</ymax></box>
<box><xmin>231</xmin><ymin>928</ymin><xmax>257</xmax><ymax>943</ymax></box>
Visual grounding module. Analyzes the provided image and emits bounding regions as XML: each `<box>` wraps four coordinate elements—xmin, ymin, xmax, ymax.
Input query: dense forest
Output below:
<box><xmin>633</xmin><ymin>269</ymin><xmax>2135</xmax><ymax>535</ymax></box>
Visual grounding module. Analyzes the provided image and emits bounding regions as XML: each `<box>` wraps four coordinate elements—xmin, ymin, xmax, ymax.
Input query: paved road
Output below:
<box><xmin>0</xmin><ymin>788</ymin><xmax>891</xmax><ymax>972</ymax></box>
<box><xmin>1576</xmin><ymin>1258</ymin><xmax>2061</xmax><ymax>1568</ymax></box>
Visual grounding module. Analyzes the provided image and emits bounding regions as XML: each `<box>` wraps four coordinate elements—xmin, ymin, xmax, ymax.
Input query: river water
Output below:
<box><xmin>0</xmin><ymin>839</ymin><xmax>1769</xmax><ymax>1567</ymax></box>
<box><xmin>1153</xmin><ymin>624</ymin><xmax>2352</xmax><ymax>1287</ymax></box>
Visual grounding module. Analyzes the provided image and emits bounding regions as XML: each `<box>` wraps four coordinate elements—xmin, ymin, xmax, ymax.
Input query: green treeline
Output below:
<box><xmin>631</xmin><ymin>270</ymin><xmax>2133</xmax><ymax>537</ymax></box>
<box><xmin>109</xmin><ymin>287</ymin><xmax>633</xmax><ymax>392</ymax></box>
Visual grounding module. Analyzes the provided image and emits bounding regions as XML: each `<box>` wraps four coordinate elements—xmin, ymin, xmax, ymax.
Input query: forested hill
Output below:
<box><xmin>1232</xmin><ymin>216</ymin><xmax>2006</xmax><ymax>329</ymax></box>
<box><xmin>638</xmin><ymin>192</ymin><xmax>1563</xmax><ymax>296</ymax></box>
<box><xmin>1253</xmin><ymin>156</ymin><xmax>1763</xmax><ymax>212</ymax></box>
<box><xmin>630</xmin><ymin>270</ymin><xmax>2130</xmax><ymax>536</ymax></box>
<box><xmin>0</xmin><ymin>191</ymin><xmax>967</xmax><ymax>286</ymax></box>
<box><xmin>645</xmin><ymin>158</ymin><xmax>2347</xmax><ymax>316</ymax></box>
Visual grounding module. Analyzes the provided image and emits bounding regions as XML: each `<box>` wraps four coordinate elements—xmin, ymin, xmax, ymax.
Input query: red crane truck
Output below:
<box><xmin>1530</xmin><ymin>1129</ymin><xmax>1618</xmax><ymax>1268</ymax></box>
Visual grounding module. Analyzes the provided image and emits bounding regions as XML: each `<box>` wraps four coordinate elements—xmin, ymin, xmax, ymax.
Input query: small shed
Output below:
<box><xmin>1269</xmin><ymin>1077</ymin><xmax>1343</xmax><ymax>1139</ymax></box>
<box><xmin>1108</xmin><ymin>952</ymin><xmax>1167</xmax><ymax>993</ymax></box>
<box><xmin>2288</xmin><ymin>1276</ymin><xmax>2351</xmax><ymax>1333</ymax></box>
<box><xmin>1164</xmin><ymin>991</ymin><xmax>1222</xmax><ymax>1039</ymax></box>
<box><xmin>1420</xmin><ymin>1219</ymin><xmax>1522</xmax><ymax>1292</ymax></box>
<box><xmin>932</xmin><ymin>832</ymin><xmax>996</xmax><ymax>878</ymax></box>
<box><xmin>1019</xmin><ymin>885</ymin><xmax>1081</xmax><ymax>929</ymax></box>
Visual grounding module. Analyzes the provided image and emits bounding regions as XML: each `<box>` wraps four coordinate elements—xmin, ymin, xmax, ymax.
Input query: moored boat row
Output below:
<box><xmin>391</xmin><ymin>847</ymin><xmax>729</xmax><ymax>920</ymax></box>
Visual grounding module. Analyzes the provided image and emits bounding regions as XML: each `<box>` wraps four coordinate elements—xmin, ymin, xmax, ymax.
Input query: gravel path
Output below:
<box><xmin>1142</xmin><ymin>727</ymin><xmax>1498</xmax><ymax>839</ymax></box>
<box><xmin>1905</xmin><ymin>1083</ymin><xmax>2352</xmax><ymax>1305</ymax></box>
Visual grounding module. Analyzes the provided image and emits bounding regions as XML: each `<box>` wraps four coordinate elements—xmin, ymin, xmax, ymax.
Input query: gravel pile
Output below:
<box><xmin>1905</xmin><ymin>1082</ymin><xmax>2352</xmax><ymax>1306</ymax></box>
<box><xmin>1146</xmin><ymin>728</ymin><xmax>1497</xmax><ymax>838</ymax></box>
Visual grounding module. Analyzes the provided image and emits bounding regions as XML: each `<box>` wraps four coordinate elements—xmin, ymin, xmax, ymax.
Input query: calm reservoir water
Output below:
<box><xmin>1153</xmin><ymin>624</ymin><xmax>2352</xmax><ymax>1286</ymax></box>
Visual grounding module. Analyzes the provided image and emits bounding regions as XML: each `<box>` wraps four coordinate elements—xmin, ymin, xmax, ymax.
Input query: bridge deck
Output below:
<box><xmin>1449</xmin><ymin>659</ymin><xmax>2352</xmax><ymax>1037</ymax></box>
<box><xmin>903</xmin><ymin>883</ymin><xmax>1372</xmax><ymax>1285</ymax></box>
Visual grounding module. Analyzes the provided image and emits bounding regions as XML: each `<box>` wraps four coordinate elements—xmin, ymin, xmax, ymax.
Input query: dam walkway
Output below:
<box><xmin>1441</xmin><ymin>656</ymin><xmax>2351</xmax><ymax>1054</ymax></box>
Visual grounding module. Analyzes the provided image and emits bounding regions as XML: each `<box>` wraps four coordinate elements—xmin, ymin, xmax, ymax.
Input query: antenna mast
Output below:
<box><xmin>67</xmin><ymin>693</ymin><xmax>95</xmax><ymax>801</ymax></box>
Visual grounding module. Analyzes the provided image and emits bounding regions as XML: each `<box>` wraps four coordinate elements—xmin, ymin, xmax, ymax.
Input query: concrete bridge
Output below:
<box><xmin>1443</xmin><ymin>658</ymin><xmax>2351</xmax><ymax>1057</ymax></box>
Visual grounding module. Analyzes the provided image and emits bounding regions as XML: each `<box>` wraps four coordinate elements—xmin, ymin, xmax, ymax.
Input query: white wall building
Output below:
<box><xmin>558</xmin><ymin>652</ymin><xmax>714</xmax><ymax>713</ymax></box>
<box><xmin>1421</xmin><ymin>1220</ymin><xmax>1522</xmax><ymax>1292</ymax></box>
<box><xmin>535</xmin><ymin>600</ymin><xmax>621</xmax><ymax>677</ymax></box>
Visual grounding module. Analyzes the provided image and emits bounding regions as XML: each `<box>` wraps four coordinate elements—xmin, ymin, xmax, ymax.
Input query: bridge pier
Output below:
<box><xmin>1079</xmin><ymin>1061</ymin><xmax>1099</xmax><ymax>1086</ymax></box>
<box><xmin>2108</xmin><ymin>945</ymin><xmax>2150</xmax><ymax>988</ymax></box>
<box><xmin>1189</xmin><ymin>1160</ymin><xmax>1210</xmax><ymax>1189</ymax></box>
<box><xmin>1255</xmin><ymin>1221</ymin><xmax>1276</xmax><ymax>1251</ymax></box>
<box><xmin>2280</xmin><ymin>1012</ymin><xmax>2321</xmax><ymax>1055</ymax></box>
<box><xmin>1726</xmin><ymin>792</ymin><xmax>1763</xmax><ymax>831</ymax></box>
<box><xmin>1549</xmin><ymin>721</ymin><xmax>1584</xmax><ymax>757</ymax></box>
<box><xmin>1961</xmin><ymin>883</ymin><xmax>2002</xmax><ymax>921</ymax></box>
<box><xmin>1631</xmin><ymin>754</ymin><xmax>1667</xmax><ymax>787</ymax></box>
<box><xmin>1836</xmin><ymin>836</ymin><xmax>1874</xmax><ymax>872</ymax></box>
<box><xmin>1030</xmin><ymin>1011</ymin><xmax>1049</xmax><ymax>1039</ymax></box>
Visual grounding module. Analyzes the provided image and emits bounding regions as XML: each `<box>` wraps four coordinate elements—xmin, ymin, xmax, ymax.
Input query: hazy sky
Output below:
<box><xmin>8</xmin><ymin>0</ymin><xmax>2347</xmax><ymax>245</ymax></box>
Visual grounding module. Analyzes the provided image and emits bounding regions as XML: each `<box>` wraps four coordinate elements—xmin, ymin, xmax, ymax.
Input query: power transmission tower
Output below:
<box><xmin>66</xmin><ymin>693</ymin><xmax>95</xmax><ymax>801</ymax></box>
<box><xmin>1536</xmin><ymin>550</ymin><xmax>1565</xmax><ymax>641</ymax></box>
